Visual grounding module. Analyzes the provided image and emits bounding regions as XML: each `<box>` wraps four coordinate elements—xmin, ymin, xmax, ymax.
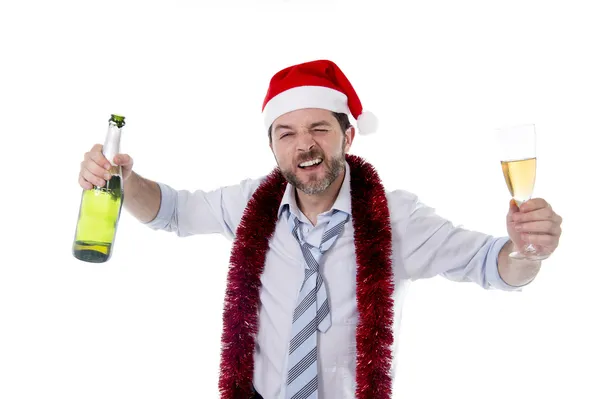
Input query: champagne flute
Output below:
<box><xmin>496</xmin><ymin>123</ymin><xmax>549</xmax><ymax>261</ymax></box>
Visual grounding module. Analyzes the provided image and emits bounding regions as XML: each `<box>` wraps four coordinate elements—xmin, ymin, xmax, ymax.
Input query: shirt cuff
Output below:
<box><xmin>142</xmin><ymin>181</ymin><xmax>177</xmax><ymax>230</ymax></box>
<box><xmin>485</xmin><ymin>236</ymin><xmax>531</xmax><ymax>291</ymax></box>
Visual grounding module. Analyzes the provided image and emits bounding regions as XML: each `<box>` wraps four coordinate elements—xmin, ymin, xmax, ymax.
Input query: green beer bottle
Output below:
<box><xmin>72</xmin><ymin>114</ymin><xmax>126</xmax><ymax>263</ymax></box>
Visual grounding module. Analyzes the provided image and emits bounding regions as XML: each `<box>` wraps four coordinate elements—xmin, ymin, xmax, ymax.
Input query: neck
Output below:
<box><xmin>295</xmin><ymin>167</ymin><xmax>345</xmax><ymax>225</ymax></box>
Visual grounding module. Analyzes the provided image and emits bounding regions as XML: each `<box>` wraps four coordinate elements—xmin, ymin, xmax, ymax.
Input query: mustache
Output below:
<box><xmin>296</xmin><ymin>150</ymin><xmax>325</xmax><ymax>164</ymax></box>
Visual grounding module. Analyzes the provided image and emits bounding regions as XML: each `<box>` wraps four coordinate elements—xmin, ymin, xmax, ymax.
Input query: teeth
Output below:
<box><xmin>299</xmin><ymin>158</ymin><xmax>323</xmax><ymax>168</ymax></box>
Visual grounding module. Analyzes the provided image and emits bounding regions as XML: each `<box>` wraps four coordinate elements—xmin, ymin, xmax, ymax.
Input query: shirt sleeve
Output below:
<box><xmin>390</xmin><ymin>189</ymin><xmax>530</xmax><ymax>291</ymax></box>
<box><xmin>142</xmin><ymin>177</ymin><xmax>265</xmax><ymax>241</ymax></box>
<box><xmin>479</xmin><ymin>235</ymin><xmax>533</xmax><ymax>291</ymax></box>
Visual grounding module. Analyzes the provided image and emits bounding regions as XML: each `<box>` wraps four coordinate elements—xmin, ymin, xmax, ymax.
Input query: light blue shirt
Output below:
<box><xmin>144</xmin><ymin>160</ymin><xmax>529</xmax><ymax>398</ymax></box>
<box><xmin>272</xmin><ymin>161</ymin><xmax>518</xmax><ymax>291</ymax></box>
<box><xmin>277</xmin><ymin>170</ymin><xmax>351</xmax><ymax>250</ymax></box>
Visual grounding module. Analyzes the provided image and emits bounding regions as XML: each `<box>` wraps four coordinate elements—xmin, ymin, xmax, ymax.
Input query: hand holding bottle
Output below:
<box><xmin>79</xmin><ymin>144</ymin><xmax>134</xmax><ymax>190</ymax></box>
<box><xmin>73</xmin><ymin>114</ymin><xmax>126</xmax><ymax>263</ymax></box>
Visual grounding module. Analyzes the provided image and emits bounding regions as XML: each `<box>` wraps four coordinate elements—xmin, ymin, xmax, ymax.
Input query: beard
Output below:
<box><xmin>279</xmin><ymin>146</ymin><xmax>346</xmax><ymax>195</ymax></box>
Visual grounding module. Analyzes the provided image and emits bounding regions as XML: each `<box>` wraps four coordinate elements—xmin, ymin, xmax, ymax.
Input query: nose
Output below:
<box><xmin>296</xmin><ymin>130</ymin><xmax>316</xmax><ymax>152</ymax></box>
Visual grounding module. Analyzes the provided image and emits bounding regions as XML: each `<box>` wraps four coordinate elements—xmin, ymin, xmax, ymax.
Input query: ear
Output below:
<box><xmin>269</xmin><ymin>138</ymin><xmax>278</xmax><ymax>163</ymax></box>
<box><xmin>343</xmin><ymin>126</ymin><xmax>356</xmax><ymax>152</ymax></box>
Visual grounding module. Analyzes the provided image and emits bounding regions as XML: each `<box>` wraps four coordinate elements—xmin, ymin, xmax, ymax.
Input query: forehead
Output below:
<box><xmin>272</xmin><ymin>108</ymin><xmax>336</xmax><ymax>128</ymax></box>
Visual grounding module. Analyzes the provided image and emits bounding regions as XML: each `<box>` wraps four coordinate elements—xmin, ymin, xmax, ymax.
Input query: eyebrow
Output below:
<box><xmin>274</xmin><ymin>120</ymin><xmax>332</xmax><ymax>133</ymax></box>
<box><xmin>274</xmin><ymin>124</ymin><xmax>293</xmax><ymax>133</ymax></box>
<box><xmin>309</xmin><ymin>120</ymin><xmax>332</xmax><ymax>129</ymax></box>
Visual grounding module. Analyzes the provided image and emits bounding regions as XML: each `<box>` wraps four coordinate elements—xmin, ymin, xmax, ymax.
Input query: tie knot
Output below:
<box><xmin>287</xmin><ymin>209</ymin><xmax>349</xmax><ymax>255</ymax></box>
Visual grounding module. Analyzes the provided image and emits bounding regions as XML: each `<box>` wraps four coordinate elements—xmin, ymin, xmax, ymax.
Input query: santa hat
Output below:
<box><xmin>262</xmin><ymin>59</ymin><xmax>378</xmax><ymax>135</ymax></box>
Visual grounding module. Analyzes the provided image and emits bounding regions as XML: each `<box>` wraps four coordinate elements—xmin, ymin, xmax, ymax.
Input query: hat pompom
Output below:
<box><xmin>357</xmin><ymin>110</ymin><xmax>378</xmax><ymax>135</ymax></box>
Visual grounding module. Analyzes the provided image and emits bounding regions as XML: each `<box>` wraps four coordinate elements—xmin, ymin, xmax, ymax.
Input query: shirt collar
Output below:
<box><xmin>277</xmin><ymin>160</ymin><xmax>352</xmax><ymax>220</ymax></box>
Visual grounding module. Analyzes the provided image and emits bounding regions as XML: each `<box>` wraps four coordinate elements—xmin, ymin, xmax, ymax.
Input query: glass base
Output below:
<box><xmin>509</xmin><ymin>250</ymin><xmax>549</xmax><ymax>261</ymax></box>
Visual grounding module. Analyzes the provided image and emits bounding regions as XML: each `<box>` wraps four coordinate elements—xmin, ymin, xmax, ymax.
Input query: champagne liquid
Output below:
<box><xmin>73</xmin><ymin>172</ymin><xmax>123</xmax><ymax>263</ymax></box>
<box><xmin>501</xmin><ymin>157</ymin><xmax>536</xmax><ymax>204</ymax></box>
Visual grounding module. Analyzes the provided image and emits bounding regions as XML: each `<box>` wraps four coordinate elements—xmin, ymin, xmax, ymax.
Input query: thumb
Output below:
<box><xmin>113</xmin><ymin>154</ymin><xmax>133</xmax><ymax>167</ymax></box>
<box><xmin>508</xmin><ymin>198</ymin><xmax>520</xmax><ymax>215</ymax></box>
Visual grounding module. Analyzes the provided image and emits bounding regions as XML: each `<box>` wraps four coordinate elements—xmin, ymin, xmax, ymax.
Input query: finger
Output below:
<box><xmin>521</xmin><ymin>233</ymin><xmax>557</xmax><ymax>248</ymax></box>
<box><xmin>113</xmin><ymin>153</ymin><xmax>133</xmax><ymax>167</ymax></box>
<box><xmin>519</xmin><ymin>198</ymin><xmax>549</xmax><ymax>212</ymax></box>
<box><xmin>90</xmin><ymin>143</ymin><xmax>103</xmax><ymax>153</ymax></box>
<box><xmin>81</xmin><ymin>167</ymin><xmax>106</xmax><ymax>187</ymax></box>
<box><xmin>508</xmin><ymin>199</ymin><xmax>520</xmax><ymax>215</ymax></box>
<box><xmin>516</xmin><ymin>220</ymin><xmax>561</xmax><ymax>236</ymax></box>
<box><xmin>85</xmin><ymin>146</ymin><xmax>111</xmax><ymax>170</ymax></box>
<box><xmin>81</xmin><ymin>159</ymin><xmax>111</xmax><ymax>181</ymax></box>
<box><xmin>79</xmin><ymin>175</ymin><xmax>93</xmax><ymax>190</ymax></box>
<box><xmin>513</xmin><ymin>207</ymin><xmax>555</xmax><ymax>223</ymax></box>
<box><xmin>555</xmin><ymin>213</ymin><xmax>563</xmax><ymax>225</ymax></box>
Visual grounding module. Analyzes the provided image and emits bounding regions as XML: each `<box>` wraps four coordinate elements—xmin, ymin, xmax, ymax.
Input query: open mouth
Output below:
<box><xmin>298</xmin><ymin>158</ymin><xmax>323</xmax><ymax>170</ymax></box>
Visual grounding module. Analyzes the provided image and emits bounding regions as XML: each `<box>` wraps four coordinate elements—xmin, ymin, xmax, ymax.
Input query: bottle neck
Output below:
<box><xmin>102</xmin><ymin>122</ymin><xmax>122</xmax><ymax>167</ymax></box>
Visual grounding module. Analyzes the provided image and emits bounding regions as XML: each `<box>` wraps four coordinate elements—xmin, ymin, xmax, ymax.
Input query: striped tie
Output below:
<box><xmin>285</xmin><ymin>209</ymin><xmax>349</xmax><ymax>399</ymax></box>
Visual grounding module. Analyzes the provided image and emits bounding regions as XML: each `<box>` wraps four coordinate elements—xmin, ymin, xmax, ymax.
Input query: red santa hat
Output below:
<box><xmin>262</xmin><ymin>59</ymin><xmax>378</xmax><ymax>135</ymax></box>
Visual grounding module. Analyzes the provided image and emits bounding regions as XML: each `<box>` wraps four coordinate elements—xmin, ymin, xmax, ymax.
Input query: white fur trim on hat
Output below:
<box><xmin>263</xmin><ymin>86</ymin><xmax>352</xmax><ymax>129</ymax></box>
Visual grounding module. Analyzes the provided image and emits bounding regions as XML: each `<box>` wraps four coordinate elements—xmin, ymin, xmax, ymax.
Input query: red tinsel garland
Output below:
<box><xmin>218</xmin><ymin>154</ymin><xmax>394</xmax><ymax>399</ymax></box>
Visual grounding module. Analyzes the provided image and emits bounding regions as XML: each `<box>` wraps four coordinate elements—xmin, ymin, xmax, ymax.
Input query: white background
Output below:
<box><xmin>1</xmin><ymin>0</ymin><xmax>598</xmax><ymax>398</ymax></box>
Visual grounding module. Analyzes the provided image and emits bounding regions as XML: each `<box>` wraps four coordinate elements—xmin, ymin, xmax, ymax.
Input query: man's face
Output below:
<box><xmin>269</xmin><ymin>108</ymin><xmax>354</xmax><ymax>195</ymax></box>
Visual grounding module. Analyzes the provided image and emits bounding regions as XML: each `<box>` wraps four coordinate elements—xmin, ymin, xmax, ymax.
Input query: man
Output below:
<box><xmin>78</xmin><ymin>59</ymin><xmax>563</xmax><ymax>399</ymax></box>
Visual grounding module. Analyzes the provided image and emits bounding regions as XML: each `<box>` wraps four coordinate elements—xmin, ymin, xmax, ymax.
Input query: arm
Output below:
<box><xmin>141</xmin><ymin>175</ymin><xmax>264</xmax><ymax>240</ymax></box>
<box><xmin>122</xmin><ymin>171</ymin><xmax>162</xmax><ymax>223</ymax></box>
<box><xmin>78</xmin><ymin>146</ymin><xmax>261</xmax><ymax>238</ymax></box>
<box><xmin>392</xmin><ymin>190</ymin><xmax>529</xmax><ymax>291</ymax></box>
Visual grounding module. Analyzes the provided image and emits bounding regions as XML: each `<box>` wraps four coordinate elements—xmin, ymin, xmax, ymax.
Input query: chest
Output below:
<box><xmin>261</xmin><ymin>221</ymin><xmax>358</xmax><ymax>319</ymax></box>
<box><xmin>256</xmin><ymin>216</ymin><xmax>409</xmax><ymax>334</ymax></box>
<box><xmin>268</xmin><ymin>219</ymin><xmax>356</xmax><ymax>307</ymax></box>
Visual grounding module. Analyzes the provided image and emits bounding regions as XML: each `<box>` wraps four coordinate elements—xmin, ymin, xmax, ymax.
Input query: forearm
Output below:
<box><xmin>497</xmin><ymin>240</ymin><xmax>542</xmax><ymax>286</ymax></box>
<box><xmin>123</xmin><ymin>171</ymin><xmax>161</xmax><ymax>223</ymax></box>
